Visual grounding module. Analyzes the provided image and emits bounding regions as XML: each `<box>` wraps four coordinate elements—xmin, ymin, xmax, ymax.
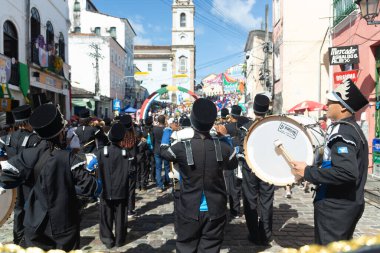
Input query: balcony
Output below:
<box><xmin>333</xmin><ymin>0</ymin><xmax>358</xmax><ymax>26</ymax></box>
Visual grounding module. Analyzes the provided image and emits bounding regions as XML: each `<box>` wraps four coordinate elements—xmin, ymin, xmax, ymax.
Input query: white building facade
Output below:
<box><xmin>0</xmin><ymin>0</ymin><xmax>71</xmax><ymax>120</ymax></box>
<box><xmin>68</xmin><ymin>0</ymin><xmax>136</xmax><ymax>115</ymax></box>
<box><xmin>69</xmin><ymin>34</ymin><xmax>126</xmax><ymax>118</ymax></box>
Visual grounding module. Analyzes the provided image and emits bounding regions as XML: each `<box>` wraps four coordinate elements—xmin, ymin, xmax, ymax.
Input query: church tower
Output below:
<box><xmin>172</xmin><ymin>0</ymin><xmax>195</xmax><ymax>92</ymax></box>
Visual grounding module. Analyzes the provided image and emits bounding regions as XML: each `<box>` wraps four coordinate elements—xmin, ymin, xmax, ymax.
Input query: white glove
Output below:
<box><xmin>0</xmin><ymin>187</ymin><xmax>6</xmax><ymax>195</ymax></box>
<box><xmin>168</xmin><ymin>172</ymin><xmax>175</xmax><ymax>179</ymax></box>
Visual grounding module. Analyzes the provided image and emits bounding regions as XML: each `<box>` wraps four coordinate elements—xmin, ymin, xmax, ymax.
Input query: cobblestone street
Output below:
<box><xmin>1</xmin><ymin>185</ymin><xmax>380</xmax><ymax>253</ymax></box>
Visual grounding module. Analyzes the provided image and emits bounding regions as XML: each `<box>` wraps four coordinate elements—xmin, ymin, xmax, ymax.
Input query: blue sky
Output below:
<box><xmin>92</xmin><ymin>0</ymin><xmax>272</xmax><ymax>82</ymax></box>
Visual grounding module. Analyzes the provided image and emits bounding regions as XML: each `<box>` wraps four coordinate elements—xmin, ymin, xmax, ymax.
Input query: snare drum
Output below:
<box><xmin>244</xmin><ymin>115</ymin><xmax>325</xmax><ymax>186</ymax></box>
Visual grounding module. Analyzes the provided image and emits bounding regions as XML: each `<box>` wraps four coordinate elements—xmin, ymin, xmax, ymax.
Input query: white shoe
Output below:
<box><xmin>285</xmin><ymin>191</ymin><xmax>292</xmax><ymax>198</ymax></box>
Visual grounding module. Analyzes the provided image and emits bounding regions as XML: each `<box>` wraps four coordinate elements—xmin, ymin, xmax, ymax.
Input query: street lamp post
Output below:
<box><xmin>355</xmin><ymin>0</ymin><xmax>380</xmax><ymax>24</ymax></box>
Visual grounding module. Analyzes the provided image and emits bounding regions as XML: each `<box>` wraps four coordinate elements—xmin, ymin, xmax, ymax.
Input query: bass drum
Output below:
<box><xmin>0</xmin><ymin>188</ymin><xmax>16</xmax><ymax>227</ymax></box>
<box><xmin>244</xmin><ymin>115</ymin><xmax>325</xmax><ymax>186</ymax></box>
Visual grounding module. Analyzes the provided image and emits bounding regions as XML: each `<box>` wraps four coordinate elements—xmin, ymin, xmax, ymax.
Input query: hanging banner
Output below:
<box><xmin>329</xmin><ymin>45</ymin><xmax>359</xmax><ymax>65</ymax></box>
<box><xmin>113</xmin><ymin>99</ymin><xmax>121</xmax><ymax>111</ymax></box>
<box><xmin>333</xmin><ymin>70</ymin><xmax>359</xmax><ymax>87</ymax></box>
<box><xmin>0</xmin><ymin>54</ymin><xmax>11</xmax><ymax>83</ymax></box>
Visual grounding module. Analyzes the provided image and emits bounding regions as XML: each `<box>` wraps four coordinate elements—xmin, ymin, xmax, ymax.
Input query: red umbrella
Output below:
<box><xmin>288</xmin><ymin>100</ymin><xmax>327</xmax><ymax>113</ymax></box>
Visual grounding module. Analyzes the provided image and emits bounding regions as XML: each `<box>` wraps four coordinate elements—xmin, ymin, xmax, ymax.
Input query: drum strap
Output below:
<box><xmin>184</xmin><ymin>140</ymin><xmax>194</xmax><ymax>166</ymax></box>
<box><xmin>213</xmin><ymin>138</ymin><xmax>223</xmax><ymax>162</ymax></box>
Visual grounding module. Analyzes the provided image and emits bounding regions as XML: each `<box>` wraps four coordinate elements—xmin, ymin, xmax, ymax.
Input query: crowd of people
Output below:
<box><xmin>0</xmin><ymin>78</ymin><xmax>371</xmax><ymax>252</ymax></box>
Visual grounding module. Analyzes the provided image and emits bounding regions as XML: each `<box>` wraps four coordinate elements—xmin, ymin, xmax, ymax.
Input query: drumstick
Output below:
<box><xmin>273</xmin><ymin>139</ymin><xmax>293</xmax><ymax>163</ymax></box>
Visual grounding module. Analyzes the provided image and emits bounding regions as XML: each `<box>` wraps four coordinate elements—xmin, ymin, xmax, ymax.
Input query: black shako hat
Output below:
<box><xmin>254</xmin><ymin>94</ymin><xmax>270</xmax><ymax>115</ymax></box>
<box><xmin>119</xmin><ymin>114</ymin><xmax>133</xmax><ymax>129</ymax></box>
<box><xmin>145</xmin><ymin>116</ymin><xmax>153</xmax><ymax>126</ymax></box>
<box><xmin>326</xmin><ymin>78</ymin><xmax>368</xmax><ymax>113</ymax></box>
<box><xmin>230</xmin><ymin>105</ymin><xmax>242</xmax><ymax>117</ymax></box>
<box><xmin>221</xmin><ymin>108</ymin><xmax>229</xmax><ymax>119</ymax></box>
<box><xmin>179</xmin><ymin>115</ymin><xmax>191</xmax><ymax>127</ymax></box>
<box><xmin>108</xmin><ymin>122</ymin><xmax>126</xmax><ymax>143</ymax></box>
<box><xmin>29</xmin><ymin>104</ymin><xmax>66</xmax><ymax>139</ymax></box>
<box><xmin>190</xmin><ymin>98</ymin><xmax>217</xmax><ymax>132</ymax></box>
<box><xmin>78</xmin><ymin>108</ymin><xmax>90</xmax><ymax>119</ymax></box>
<box><xmin>12</xmin><ymin>105</ymin><xmax>32</xmax><ymax>122</ymax></box>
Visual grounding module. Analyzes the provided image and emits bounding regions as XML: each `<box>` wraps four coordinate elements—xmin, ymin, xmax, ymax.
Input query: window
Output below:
<box><xmin>162</xmin><ymin>63</ymin><xmax>167</xmax><ymax>71</ymax></box>
<box><xmin>94</xmin><ymin>27</ymin><xmax>100</xmax><ymax>35</ymax></box>
<box><xmin>3</xmin><ymin>21</ymin><xmax>18</xmax><ymax>59</ymax></box>
<box><xmin>109</xmin><ymin>27</ymin><xmax>116</xmax><ymax>39</ymax></box>
<box><xmin>180</xmin><ymin>13</ymin><xmax>186</xmax><ymax>27</ymax></box>
<box><xmin>74</xmin><ymin>27</ymin><xmax>81</xmax><ymax>33</ymax></box>
<box><xmin>179</xmin><ymin>56</ymin><xmax>187</xmax><ymax>73</ymax></box>
<box><xmin>148</xmin><ymin>63</ymin><xmax>152</xmax><ymax>72</ymax></box>
<box><xmin>46</xmin><ymin>21</ymin><xmax>54</xmax><ymax>50</ymax></box>
<box><xmin>3</xmin><ymin>21</ymin><xmax>19</xmax><ymax>86</ymax></box>
<box><xmin>58</xmin><ymin>33</ymin><xmax>65</xmax><ymax>61</ymax></box>
<box><xmin>31</xmin><ymin>8</ymin><xmax>40</xmax><ymax>41</ymax></box>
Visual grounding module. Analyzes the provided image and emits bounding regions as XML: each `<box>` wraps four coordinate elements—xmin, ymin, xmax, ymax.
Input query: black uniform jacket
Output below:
<box><xmin>160</xmin><ymin>131</ymin><xmax>237</xmax><ymax>220</ymax></box>
<box><xmin>304</xmin><ymin>116</ymin><xmax>368</xmax><ymax>204</ymax></box>
<box><xmin>153</xmin><ymin>126</ymin><xmax>165</xmax><ymax>154</ymax></box>
<box><xmin>75</xmin><ymin>125</ymin><xmax>100</xmax><ymax>153</ymax></box>
<box><xmin>0</xmin><ymin>141</ymin><xmax>98</xmax><ymax>234</ymax></box>
<box><xmin>95</xmin><ymin>144</ymin><xmax>137</xmax><ymax>200</ymax></box>
<box><xmin>0</xmin><ymin>129</ymin><xmax>40</xmax><ymax>158</ymax></box>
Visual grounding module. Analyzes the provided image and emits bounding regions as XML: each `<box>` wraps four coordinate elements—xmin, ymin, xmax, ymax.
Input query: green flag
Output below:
<box><xmin>19</xmin><ymin>63</ymin><xmax>30</xmax><ymax>101</ymax></box>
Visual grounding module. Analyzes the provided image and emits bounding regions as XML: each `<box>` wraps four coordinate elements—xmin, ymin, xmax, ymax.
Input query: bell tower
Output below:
<box><xmin>172</xmin><ymin>0</ymin><xmax>195</xmax><ymax>92</ymax></box>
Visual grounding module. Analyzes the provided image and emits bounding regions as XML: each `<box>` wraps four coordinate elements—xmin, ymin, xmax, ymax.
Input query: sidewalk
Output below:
<box><xmin>1</xmin><ymin>185</ymin><xmax>380</xmax><ymax>252</ymax></box>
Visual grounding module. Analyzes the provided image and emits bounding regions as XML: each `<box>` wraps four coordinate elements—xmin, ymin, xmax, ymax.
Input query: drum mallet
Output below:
<box><xmin>274</xmin><ymin>139</ymin><xmax>293</xmax><ymax>164</ymax></box>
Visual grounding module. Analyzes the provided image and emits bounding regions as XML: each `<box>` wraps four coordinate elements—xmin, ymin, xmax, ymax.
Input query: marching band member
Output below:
<box><xmin>239</xmin><ymin>94</ymin><xmax>274</xmax><ymax>246</ymax></box>
<box><xmin>142</xmin><ymin>116</ymin><xmax>155</xmax><ymax>183</ymax></box>
<box><xmin>95</xmin><ymin>122</ymin><xmax>132</xmax><ymax>249</ymax></box>
<box><xmin>75</xmin><ymin>108</ymin><xmax>101</xmax><ymax>154</ymax></box>
<box><xmin>0</xmin><ymin>104</ymin><xmax>100</xmax><ymax>251</ymax></box>
<box><xmin>292</xmin><ymin>78</ymin><xmax>369</xmax><ymax>245</ymax></box>
<box><xmin>160</xmin><ymin>98</ymin><xmax>237</xmax><ymax>253</ymax></box>
<box><xmin>0</xmin><ymin>105</ymin><xmax>40</xmax><ymax>246</ymax></box>
<box><xmin>224</xmin><ymin>105</ymin><xmax>244</xmax><ymax>218</ymax></box>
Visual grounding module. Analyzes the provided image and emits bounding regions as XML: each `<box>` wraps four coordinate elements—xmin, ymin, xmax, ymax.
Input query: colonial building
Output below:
<box><xmin>134</xmin><ymin>0</ymin><xmax>195</xmax><ymax>104</ymax></box>
<box><xmin>244</xmin><ymin>30</ymin><xmax>273</xmax><ymax>116</ymax></box>
<box><xmin>272</xmin><ymin>0</ymin><xmax>330</xmax><ymax>115</ymax></box>
<box><xmin>0</xmin><ymin>0</ymin><xmax>71</xmax><ymax>121</ymax></box>
<box><xmin>68</xmin><ymin>0</ymin><xmax>136</xmax><ymax>117</ymax></box>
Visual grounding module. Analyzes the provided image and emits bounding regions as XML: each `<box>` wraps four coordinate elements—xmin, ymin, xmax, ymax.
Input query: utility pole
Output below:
<box><xmin>263</xmin><ymin>4</ymin><xmax>272</xmax><ymax>94</ymax></box>
<box><xmin>89</xmin><ymin>43</ymin><xmax>103</xmax><ymax>116</ymax></box>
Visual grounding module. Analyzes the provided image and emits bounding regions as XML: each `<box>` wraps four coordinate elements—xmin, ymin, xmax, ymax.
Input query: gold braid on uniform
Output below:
<box><xmin>1</xmin><ymin>234</ymin><xmax>380</xmax><ymax>252</ymax></box>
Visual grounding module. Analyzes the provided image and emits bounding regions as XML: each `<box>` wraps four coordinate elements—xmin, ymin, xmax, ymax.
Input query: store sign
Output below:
<box><xmin>39</xmin><ymin>72</ymin><xmax>63</xmax><ymax>89</ymax></box>
<box><xmin>329</xmin><ymin>45</ymin><xmax>359</xmax><ymax>65</ymax></box>
<box><xmin>333</xmin><ymin>70</ymin><xmax>359</xmax><ymax>86</ymax></box>
<box><xmin>113</xmin><ymin>99</ymin><xmax>121</xmax><ymax>111</ymax></box>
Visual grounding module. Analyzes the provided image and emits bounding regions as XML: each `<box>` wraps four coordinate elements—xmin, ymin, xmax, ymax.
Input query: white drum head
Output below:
<box><xmin>0</xmin><ymin>188</ymin><xmax>16</xmax><ymax>227</ymax></box>
<box><xmin>244</xmin><ymin>116</ymin><xmax>315</xmax><ymax>186</ymax></box>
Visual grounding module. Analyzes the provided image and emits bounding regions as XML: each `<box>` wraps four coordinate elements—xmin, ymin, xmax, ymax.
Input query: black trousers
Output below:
<box><xmin>147</xmin><ymin>152</ymin><xmax>155</xmax><ymax>181</ymax></box>
<box><xmin>173</xmin><ymin>190</ymin><xmax>180</xmax><ymax>234</ymax></box>
<box><xmin>128</xmin><ymin>172</ymin><xmax>136</xmax><ymax>211</ymax></box>
<box><xmin>314</xmin><ymin>199</ymin><xmax>364</xmax><ymax>245</ymax></box>
<box><xmin>242</xmin><ymin>167</ymin><xmax>274</xmax><ymax>244</ymax></box>
<box><xmin>136</xmin><ymin>161</ymin><xmax>148</xmax><ymax>190</ymax></box>
<box><xmin>13</xmin><ymin>186</ymin><xmax>25</xmax><ymax>245</ymax></box>
<box><xmin>176</xmin><ymin>212</ymin><xmax>226</xmax><ymax>253</ymax></box>
<box><xmin>99</xmin><ymin>198</ymin><xmax>127</xmax><ymax>247</ymax></box>
<box><xmin>25</xmin><ymin>216</ymin><xmax>80</xmax><ymax>251</ymax></box>
<box><xmin>223</xmin><ymin>170</ymin><xmax>241</xmax><ymax>216</ymax></box>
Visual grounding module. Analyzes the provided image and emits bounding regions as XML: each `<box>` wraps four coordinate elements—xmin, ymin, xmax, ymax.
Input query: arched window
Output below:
<box><xmin>58</xmin><ymin>33</ymin><xmax>65</xmax><ymax>61</ymax></box>
<box><xmin>180</xmin><ymin>13</ymin><xmax>186</xmax><ymax>27</ymax></box>
<box><xmin>3</xmin><ymin>21</ymin><xmax>18</xmax><ymax>59</ymax></box>
<box><xmin>179</xmin><ymin>56</ymin><xmax>187</xmax><ymax>73</ymax></box>
<box><xmin>46</xmin><ymin>21</ymin><xmax>54</xmax><ymax>50</ymax></box>
<box><xmin>4</xmin><ymin>21</ymin><xmax>19</xmax><ymax>85</ymax></box>
<box><xmin>31</xmin><ymin>7</ymin><xmax>40</xmax><ymax>41</ymax></box>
